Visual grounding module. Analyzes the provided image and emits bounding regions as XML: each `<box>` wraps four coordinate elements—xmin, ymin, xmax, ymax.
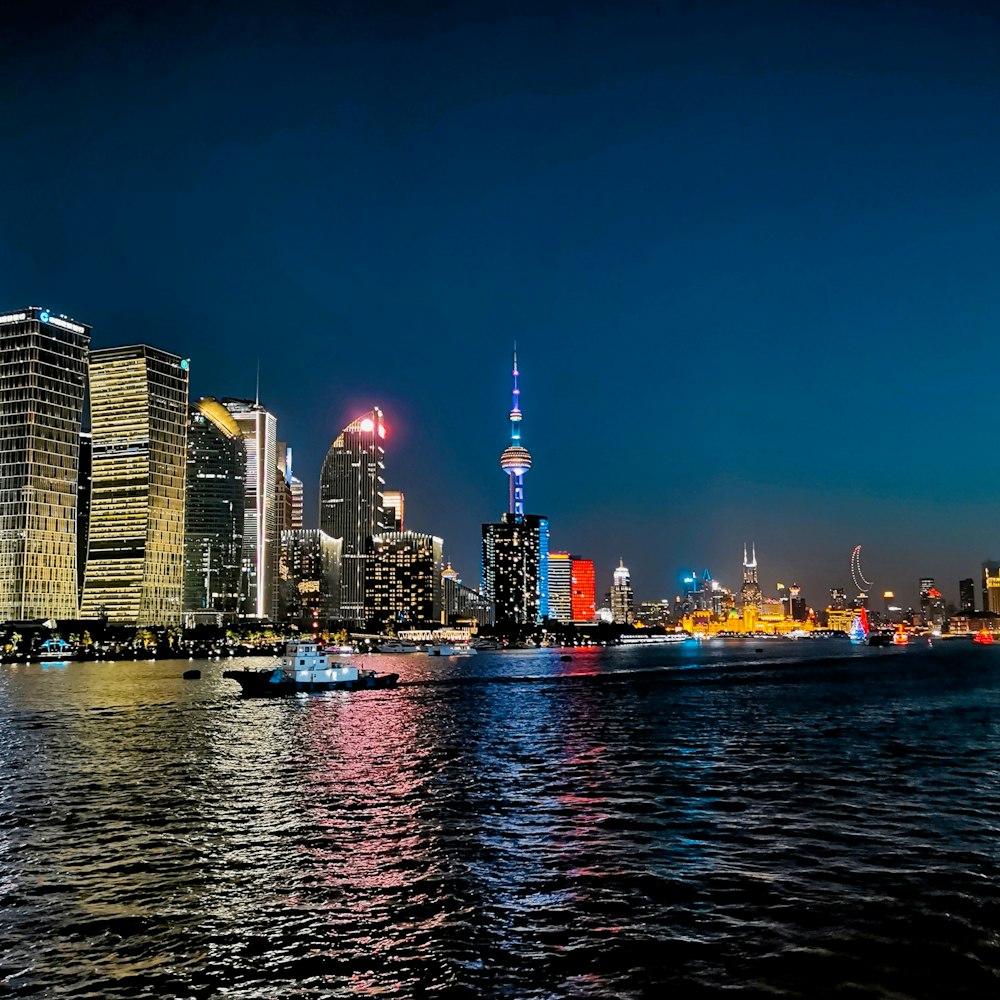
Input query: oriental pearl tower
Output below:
<box><xmin>499</xmin><ymin>346</ymin><xmax>531</xmax><ymax>516</ymax></box>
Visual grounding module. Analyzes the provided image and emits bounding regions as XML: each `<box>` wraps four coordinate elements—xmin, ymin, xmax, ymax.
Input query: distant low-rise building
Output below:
<box><xmin>442</xmin><ymin>562</ymin><xmax>493</xmax><ymax>627</ymax></box>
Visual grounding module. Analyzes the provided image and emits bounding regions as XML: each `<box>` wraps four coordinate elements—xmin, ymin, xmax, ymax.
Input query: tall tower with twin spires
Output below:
<box><xmin>740</xmin><ymin>542</ymin><xmax>763</xmax><ymax>612</ymax></box>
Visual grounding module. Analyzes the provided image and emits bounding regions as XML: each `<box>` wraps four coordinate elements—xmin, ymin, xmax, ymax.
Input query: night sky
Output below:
<box><xmin>5</xmin><ymin>0</ymin><xmax>1000</xmax><ymax>610</ymax></box>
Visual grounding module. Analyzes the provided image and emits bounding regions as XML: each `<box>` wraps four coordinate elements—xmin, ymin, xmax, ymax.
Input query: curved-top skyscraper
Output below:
<box><xmin>319</xmin><ymin>408</ymin><xmax>388</xmax><ymax>623</ymax></box>
<box><xmin>184</xmin><ymin>398</ymin><xmax>246</xmax><ymax>616</ymax></box>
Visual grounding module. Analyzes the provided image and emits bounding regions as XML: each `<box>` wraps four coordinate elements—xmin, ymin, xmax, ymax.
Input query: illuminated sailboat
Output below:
<box><xmin>849</xmin><ymin>607</ymin><xmax>870</xmax><ymax>644</ymax></box>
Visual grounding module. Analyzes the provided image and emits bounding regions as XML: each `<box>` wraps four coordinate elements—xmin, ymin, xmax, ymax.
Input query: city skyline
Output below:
<box><xmin>4</xmin><ymin>304</ymin><xmax>991</xmax><ymax>615</ymax></box>
<box><xmin>4</xmin><ymin>2</ymin><xmax>1000</xmax><ymax>607</ymax></box>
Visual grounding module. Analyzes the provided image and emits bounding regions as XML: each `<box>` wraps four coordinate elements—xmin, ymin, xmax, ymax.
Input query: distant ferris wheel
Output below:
<box><xmin>851</xmin><ymin>545</ymin><xmax>873</xmax><ymax>596</ymax></box>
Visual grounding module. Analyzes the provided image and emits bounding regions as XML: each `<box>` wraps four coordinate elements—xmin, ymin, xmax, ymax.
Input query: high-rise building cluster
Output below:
<box><xmin>0</xmin><ymin>305</ymin><xmax>495</xmax><ymax>631</ymax></box>
<box><xmin>20</xmin><ymin>310</ymin><xmax>932</xmax><ymax>637</ymax></box>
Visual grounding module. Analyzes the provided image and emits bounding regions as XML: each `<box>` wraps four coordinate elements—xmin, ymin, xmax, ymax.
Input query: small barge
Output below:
<box><xmin>224</xmin><ymin>640</ymin><xmax>398</xmax><ymax>696</ymax></box>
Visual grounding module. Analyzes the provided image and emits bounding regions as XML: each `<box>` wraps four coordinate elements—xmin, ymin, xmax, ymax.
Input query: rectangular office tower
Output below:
<box><xmin>184</xmin><ymin>399</ymin><xmax>246</xmax><ymax>616</ymax></box>
<box><xmin>547</xmin><ymin>551</ymin><xmax>572</xmax><ymax>621</ymax></box>
<box><xmin>223</xmin><ymin>400</ymin><xmax>278</xmax><ymax>620</ymax></box>
<box><xmin>0</xmin><ymin>308</ymin><xmax>90</xmax><ymax>621</ymax></box>
<box><xmin>370</xmin><ymin>531</ymin><xmax>444</xmax><ymax>625</ymax></box>
<box><xmin>81</xmin><ymin>346</ymin><xmax>189</xmax><ymax>624</ymax></box>
<box><xmin>482</xmin><ymin>513</ymin><xmax>549</xmax><ymax>626</ymax></box>
<box><xmin>278</xmin><ymin>529</ymin><xmax>342</xmax><ymax>628</ymax></box>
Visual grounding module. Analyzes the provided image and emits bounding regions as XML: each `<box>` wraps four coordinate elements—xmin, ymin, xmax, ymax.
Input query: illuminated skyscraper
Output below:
<box><xmin>0</xmin><ymin>307</ymin><xmax>90</xmax><ymax>621</ymax></box>
<box><xmin>482</xmin><ymin>514</ymin><xmax>549</xmax><ymax>625</ymax></box>
<box><xmin>77</xmin><ymin>432</ymin><xmax>92</xmax><ymax>603</ymax></box>
<box><xmin>278</xmin><ymin>528</ymin><xmax>342</xmax><ymax>628</ymax></box>
<box><xmin>917</xmin><ymin>577</ymin><xmax>946</xmax><ymax>629</ymax></box>
<box><xmin>739</xmin><ymin>543</ymin><xmax>763</xmax><ymax>612</ymax></box>
<box><xmin>547</xmin><ymin>551</ymin><xmax>572</xmax><ymax>621</ymax></box>
<box><xmin>983</xmin><ymin>561</ymin><xmax>1000</xmax><ymax>613</ymax></box>
<box><xmin>222</xmin><ymin>399</ymin><xmax>278</xmax><ymax>620</ymax></box>
<box><xmin>319</xmin><ymin>408</ymin><xmax>388</xmax><ymax>623</ymax></box>
<box><xmin>482</xmin><ymin>351</ymin><xmax>549</xmax><ymax>624</ymax></box>
<box><xmin>789</xmin><ymin>583</ymin><xmax>806</xmax><ymax>621</ymax></box>
<box><xmin>370</xmin><ymin>531</ymin><xmax>444</xmax><ymax>625</ymax></box>
<box><xmin>571</xmin><ymin>558</ymin><xmax>596</xmax><ymax>622</ymax></box>
<box><xmin>610</xmin><ymin>559</ymin><xmax>634</xmax><ymax>624</ymax></box>
<box><xmin>81</xmin><ymin>345</ymin><xmax>189</xmax><ymax>624</ymax></box>
<box><xmin>289</xmin><ymin>472</ymin><xmax>304</xmax><ymax>530</ymax></box>
<box><xmin>183</xmin><ymin>398</ymin><xmax>246</xmax><ymax>616</ymax></box>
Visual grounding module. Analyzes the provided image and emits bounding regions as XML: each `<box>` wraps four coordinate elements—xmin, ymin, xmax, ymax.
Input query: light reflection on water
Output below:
<box><xmin>1</xmin><ymin>643</ymin><xmax>1000</xmax><ymax>996</ymax></box>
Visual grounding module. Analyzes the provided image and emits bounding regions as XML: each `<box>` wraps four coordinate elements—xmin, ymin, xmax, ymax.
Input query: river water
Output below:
<box><xmin>1</xmin><ymin>640</ymin><xmax>999</xmax><ymax>998</ymax></box>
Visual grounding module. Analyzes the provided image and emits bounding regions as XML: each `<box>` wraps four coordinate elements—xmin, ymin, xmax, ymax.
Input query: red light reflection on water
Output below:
<box><xmin>290</xmin><ymin>693</ymin><xmax>432</xmax><ymax>993</ymax></box>
<box><xmin>552</xmin><ymin>646</ymin><xmax>606</xmax><ymax>677</ymax></box>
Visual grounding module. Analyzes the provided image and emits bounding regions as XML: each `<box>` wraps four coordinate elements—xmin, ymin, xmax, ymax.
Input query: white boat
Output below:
<box><xmin>427</xmin><ymin>642</ymin><xmax>477</xmax><ymax>656</ymax></box>
<box><xmin>471</xmin><ymin>638</ymin><xmax>503</xmax><ymax>651</ymax></box>
<box><xmin>374</xmin><ymin>639</ymin><xmax>420</xmax><ymax>654</ymax></box>
<box><xmin>224</xmin><ymin>640</ymin><xmax>398</xmax><ymax>695</ymax></box>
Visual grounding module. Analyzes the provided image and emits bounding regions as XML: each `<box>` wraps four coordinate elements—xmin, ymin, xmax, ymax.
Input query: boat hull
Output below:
<box><xmin>224</xmin><ymin>668</ymin><xmax>399</xmax><ymax>697</ymax></box>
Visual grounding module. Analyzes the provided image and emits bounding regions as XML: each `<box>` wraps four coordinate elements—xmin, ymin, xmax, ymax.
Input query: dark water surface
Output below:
<box><xmin>2</xmin><ymin>641</ymin><xmax>1000</xmax><ymax>998</ymax></box>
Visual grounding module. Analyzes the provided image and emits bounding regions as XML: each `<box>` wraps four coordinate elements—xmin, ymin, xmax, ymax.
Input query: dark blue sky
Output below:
<box><xmin>5</xmin><ymin>0</ymin><xmax>1000</xmax><ymax>609</ymax></box>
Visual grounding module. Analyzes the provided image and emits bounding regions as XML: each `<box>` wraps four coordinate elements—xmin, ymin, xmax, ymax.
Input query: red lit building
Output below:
<box><xmin>571</xmin><ymin>558</ymin><xmax>596</xmax><ymax>622</ymax></box>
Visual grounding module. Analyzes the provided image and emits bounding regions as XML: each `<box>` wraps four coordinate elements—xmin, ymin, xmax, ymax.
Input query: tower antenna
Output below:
<box><xmin>499</xmin><ymin>344</ymin><xmax>531</xmax><ymax>515</ymax></box>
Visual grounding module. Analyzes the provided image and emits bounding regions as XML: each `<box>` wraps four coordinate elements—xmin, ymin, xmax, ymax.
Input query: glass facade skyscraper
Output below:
<box><xmin>570</xmin><ymin>557</ymin><xmax>596</xmax><ymax>622</ymax></box>
<box><xmin>319</xmin><ymin>408</ymin><xmax>389</xmax><ymax>623</ymax></box>
<box><xmin>547</xmin><ymin>551</ymin><xmax>572</xmax><ymax>621</ymax></box>
<box><xmin>184</xmin><ymin>398</ymin><xmax>246</xmax><ymax>616</ymax></box>
<box><xmin>370</xmin><ymin>531</ymin><xmax>444</xmax><ymax>625</ymax></box>
<box><xmin>482</xmin><ymin>514</ymin><xmax>549</xmax><ymax>625</ymax></box>
<box><xmin>278</xmin><ymin>528</ymin><xmax>342</xmax><ymax>628</ymax></box>
<box><xmin>222</xmin><ymin>399</ymin><xmax>278</xmax><ymax>620</ymax></box>
<box><xmin>0</xmin><ymin>307</ymin><xmax>90</xmax><ymax>621</ymax></box>
<box><xmin>610</xmin><ymin>559</ymin><xmax>634</xmax><ymax>624</ymax></box>
<box><xmin>81</xmin><ymin>345</ymin><xmax>189</xmax><ymax>624</ymax></box>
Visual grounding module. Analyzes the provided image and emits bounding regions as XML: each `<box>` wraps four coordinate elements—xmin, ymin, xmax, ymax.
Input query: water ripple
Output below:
<box><xmin>2</xmin><ymin>644</ymin><xmax>1000</xmax><ymax>996</ymax></box>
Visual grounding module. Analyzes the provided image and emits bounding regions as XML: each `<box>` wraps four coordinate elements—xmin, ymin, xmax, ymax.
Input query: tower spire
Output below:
<box><xmin>500</xmin><ymin>344</ymin><xmax>532</xmax><ymax>516</ymax></box>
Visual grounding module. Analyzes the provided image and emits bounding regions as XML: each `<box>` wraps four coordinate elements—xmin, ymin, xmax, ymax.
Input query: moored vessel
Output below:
<box><xmin>374</xmin><ymin>639</ymin><xmax>420</xmax><ymax>654</ymax></box>
<box><xmin>427</xmin><ymin>641</ymin><xmax>477</xmax><ymax>656</ymax></box>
